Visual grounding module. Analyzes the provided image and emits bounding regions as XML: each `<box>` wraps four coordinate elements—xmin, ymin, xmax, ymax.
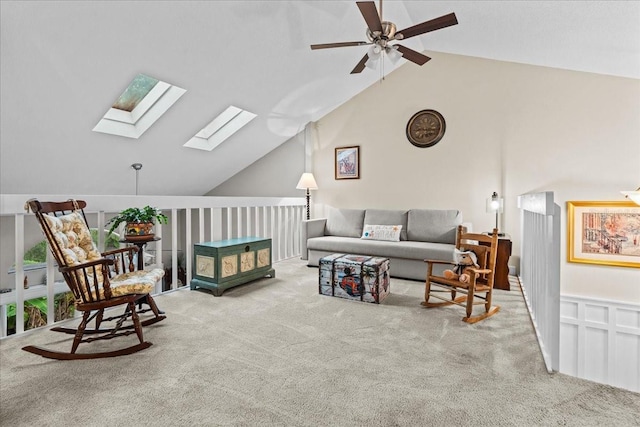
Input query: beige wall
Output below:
<box><xmin>312</xmin><ymin>52</ymin><xmax>640</xmax><ymax>303</ymax></box>
<box><xmin>207</xmin><ymin>134</ymin><xmax>306</xmax><ymax>197</ymax></box>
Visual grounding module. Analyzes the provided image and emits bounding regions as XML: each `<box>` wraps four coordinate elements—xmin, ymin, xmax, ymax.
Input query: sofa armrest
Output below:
<box><xmin>300</xmin><ymin>218</ymin><xmax>327</xmax><ymax>260</ymax></box>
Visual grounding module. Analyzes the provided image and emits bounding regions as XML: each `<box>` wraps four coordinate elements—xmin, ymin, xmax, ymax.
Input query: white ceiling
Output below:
<box><xmin>1</xmin><ymin>1</ymin><xmax>638</xmax><ymax>196</ymax></box>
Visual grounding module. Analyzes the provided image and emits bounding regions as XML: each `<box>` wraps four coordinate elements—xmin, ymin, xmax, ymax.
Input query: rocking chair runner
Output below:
<box><xmin>23</xmin><ymin>199</ymin><xmax>166</xmax><ymax>360</ymax></box>
<box><xmin>422</xmin><ymin>226</ymin><xmax>500</xmax><ymax>323</ymax></box>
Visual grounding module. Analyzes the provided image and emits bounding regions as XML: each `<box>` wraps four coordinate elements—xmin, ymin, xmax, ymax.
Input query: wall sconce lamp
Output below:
<box><xmin>486</xmin><ymin>191</ymin><xmax>505</xmax><ymax>236</ymax></box>
<box><xmin>621</xmin><ymin>187</ymin><xmax>640</xmax><ymax>206</ymax></box>
<box><xmin>296</xmin><ymin>173</ymin><xmax>318</xmax><ymax>220</ymax></box>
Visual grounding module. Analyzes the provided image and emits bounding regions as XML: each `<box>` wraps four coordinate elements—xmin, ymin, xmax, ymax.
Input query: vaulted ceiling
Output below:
<box><xmin>1</xmin><ymin>1</ymin><xmax>638</xmax><ymax>196</ymax></box>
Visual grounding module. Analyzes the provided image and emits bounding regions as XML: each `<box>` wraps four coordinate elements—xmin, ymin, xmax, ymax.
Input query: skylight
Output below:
<box><xmin>93</xmin><ymin>73</ymin><xmax>186</xmax><ymax>139</ymax></box>
<box><xmin>184</xmin><ymin>106</ymin><xmax>257</xmax><ymax>151</ymax></box>
<box><xmin>112</xmin><ymin>74</ymin><xmax>159</xmax><ymax>112</ymax></box>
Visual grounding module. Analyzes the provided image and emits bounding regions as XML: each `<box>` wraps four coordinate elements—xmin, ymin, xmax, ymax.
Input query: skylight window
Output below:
<box><xmin>112</xmin><ymin>74</ymin><xmax>159</xmax><ymax>112</ymax></box>
<box><xmin>93</xmin><ymin>73</ymin><xmax>186</xmax><ymax>139</ymax></box>
<box><xmin>184</xmin><ymin>106</ymin><xmax>257</xmax><ymax>151</ymax></box>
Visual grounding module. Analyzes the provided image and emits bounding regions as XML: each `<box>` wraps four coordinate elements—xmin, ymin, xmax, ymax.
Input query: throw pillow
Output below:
<box><xmin>325</xmin><ymin>207</ymin><xmax>366</xmax><ymax>238</ymax></box>
<box><xmin>363</xmin><ymin>209</ymin><xmax>409</xmax><ymax>241</ymax></box>
<box><xmin>361</xmin><ymin>224</ymin><xmax>402</xmax><ymax>242</ymax></box>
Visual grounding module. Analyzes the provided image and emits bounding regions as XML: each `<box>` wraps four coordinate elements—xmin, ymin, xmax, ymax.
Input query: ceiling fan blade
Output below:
<box><xmin>396</xmin><ymin>12</ymin><xmax>458</xmax><ymax>40</ymax></box>
<box><xmin>350</xmin><ymin>54</ymin><xmax>369</xmax><ymax>74</ymax></box>
<box><xmin>395</xmin><ymin>45</ymin><xmax>431</xmax><ymax>65</ymax></box>
<box><xmin>357</xmin><ymin>1</ymin><xmax>382</xmax><ymax>34</ymax></box>
<box><xmin>311</xmin><ymin>41</ymin><xmax>370</xmax><ymax>50</ymax></box>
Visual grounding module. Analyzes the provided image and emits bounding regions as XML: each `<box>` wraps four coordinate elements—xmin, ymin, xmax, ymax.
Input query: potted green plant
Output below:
<box><xmin>107</xmin><ymin>206</ymin><xmax>168</xmax><ymax>238</ymax></box>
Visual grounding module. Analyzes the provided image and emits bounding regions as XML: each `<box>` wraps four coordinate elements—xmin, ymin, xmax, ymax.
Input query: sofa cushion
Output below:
<box><xmin>325</xmin><ymin>207</ymin><xmax>365</xmax><ymax>238</ymax></box>
<box><xmin>307</xmin><ymin>236</ymin><xmax>454</xmax><ymax>261</ymax></box>
<box><xmin>363</xmin><ymin>209</ymin><xmax>408</xmax><ymax>241</ymax></box>
<box><xmin>361</xmin><ymin>224</ymin><xmax>402</xmax><ymax>242</ymax></box>
<box><xmin>407</xmin><ymin>209</ymin><xmax>462</xmax><ymax>244</ymax></box>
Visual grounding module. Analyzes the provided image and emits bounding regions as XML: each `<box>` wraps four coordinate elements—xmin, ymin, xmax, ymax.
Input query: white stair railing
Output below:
<box><xmin>518</xmin><ymin>191</ymin><xmax>561</xmax><ymax>372</ymax></box>
<box><xmin>0</xmin><ymin>194</ymin><xmax>305</xmax><ymax>338</ymax></box>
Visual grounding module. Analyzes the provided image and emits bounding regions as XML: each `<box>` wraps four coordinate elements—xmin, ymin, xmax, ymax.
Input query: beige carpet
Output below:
<box><xmin>1</xmin><ymin>257</ymin><xmax>639</xmax><ymax>426</ymax></box>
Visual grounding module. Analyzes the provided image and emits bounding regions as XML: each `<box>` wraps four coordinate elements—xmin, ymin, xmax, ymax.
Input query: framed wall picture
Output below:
<box><xmin>335</xmin><ymin>146</ymin><xmax>360</xmax><ymax>180</ymax></box>
<box><xmin>567</xmin><ymin>200</ymin><xmax>640</xmax><ymax>268</ymax></box>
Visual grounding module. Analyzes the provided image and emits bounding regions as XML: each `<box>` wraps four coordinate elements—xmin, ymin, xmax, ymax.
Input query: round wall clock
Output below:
<box><xmin>406</xmin><ymin>109</ymin><xmax>446</xmax><ymax>148</ymax></box>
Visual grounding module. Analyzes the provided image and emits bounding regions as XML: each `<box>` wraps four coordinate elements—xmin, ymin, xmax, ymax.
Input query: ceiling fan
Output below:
<box><xmin>310</xmin><ymin>0</ymin><xmax>458</xmax><ymax>74</ymax></box>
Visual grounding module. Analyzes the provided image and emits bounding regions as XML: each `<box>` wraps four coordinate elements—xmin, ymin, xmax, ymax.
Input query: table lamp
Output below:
<box><xmin>296</xmin><ymin>173</ymin><xmax>318</xmax><ymax>220</ymax></box>
<box><xmin>486</xmin><ymin>191</ymin><xmax>505</xmax><ymax>236</ymax></box>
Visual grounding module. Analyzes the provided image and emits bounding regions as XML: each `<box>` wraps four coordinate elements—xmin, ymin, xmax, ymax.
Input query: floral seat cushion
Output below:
<box><xmin>42</xmin><ymin>211</ymin><xmax>164</xmax><ymax>300</ymax></box>
<box><xmin>109</xmin><ymin>269</ymin><xmax>164</xmax><ymax>295</ymax></box>
<box><xmin>43</xmin><ymin>211</ymin><xmax>101</xmax><ymax>267</ymax></box>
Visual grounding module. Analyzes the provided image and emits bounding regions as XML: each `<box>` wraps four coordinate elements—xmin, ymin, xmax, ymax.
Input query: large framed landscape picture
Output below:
<box><xmin>567</xmin><ymin>201</ymin><xmax>640</xmax><ymax>268</ymax></box>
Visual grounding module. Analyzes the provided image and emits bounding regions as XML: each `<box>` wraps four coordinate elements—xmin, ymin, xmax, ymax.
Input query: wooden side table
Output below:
<box><xmin>481</xmin><ymin>233</ymin><xmax>512</xmax><ymax>291</ymax></box>
<box><xmin>120</xmin><ymin>235</ymin><xmax>163</xmax><ymax>313</ymax></box>
<box><xmin>121</xmin><ymin>236</ymin><xmax>160</xmax><ymax>271</ymax></box>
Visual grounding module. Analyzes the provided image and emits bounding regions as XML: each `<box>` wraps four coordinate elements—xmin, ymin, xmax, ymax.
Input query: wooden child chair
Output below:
<box><xmin>422</xmin><ymin>226</ymin><xmax>500</xmax><ymax>323</ymax></box>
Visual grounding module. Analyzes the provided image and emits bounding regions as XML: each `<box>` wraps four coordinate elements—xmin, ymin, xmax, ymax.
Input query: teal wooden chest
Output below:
<box><xmin>190</xmin><ymin>237</ymin><xmax>275</xmax><ymax>296</ymax></box>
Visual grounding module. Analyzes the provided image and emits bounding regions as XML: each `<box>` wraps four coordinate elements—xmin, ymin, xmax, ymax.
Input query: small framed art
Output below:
<box><xmin>567</xmin><ymin>200</ymin><xmax>640</xmax><ymax>268</ymax></box>
<box><xmin>335</xmin><ymin>146</ymin><xmax>360</xmax><ymax>180</ymax></box>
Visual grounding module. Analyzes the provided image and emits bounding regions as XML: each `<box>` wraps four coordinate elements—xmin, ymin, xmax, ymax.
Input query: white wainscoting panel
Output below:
<box><xmin>560</xmin><ymin>295</ymin><xmax>640</xmax><ymax>393</ymax></box>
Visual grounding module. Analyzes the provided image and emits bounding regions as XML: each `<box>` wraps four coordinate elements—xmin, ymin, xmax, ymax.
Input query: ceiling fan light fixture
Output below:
<box><xmin>386</xmin><ymin>45</ymin><xmax>403</xmax><ymax>64</ymax></box>
<box><xmin>365</xmin><ymin>55</ymin><xmax>379</xmax><ymax>70</ymax></box>
<box><xmin>369</xmin><ymin>44</ymin><xmax>382</xmax><ymax>57</ymax></box>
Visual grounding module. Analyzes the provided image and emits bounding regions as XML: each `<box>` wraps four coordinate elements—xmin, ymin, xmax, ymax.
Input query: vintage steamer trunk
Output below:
<box><xmin>319</xmin><ymin>253</ymin><xmax>390</xmax><ymax>303</ymax></box>
<box><xmin>191</xmin><ymin>237</ymin><xmax>275</xmax><ymax>296</ymax></box>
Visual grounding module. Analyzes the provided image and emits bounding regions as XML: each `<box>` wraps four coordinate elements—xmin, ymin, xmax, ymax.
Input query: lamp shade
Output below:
<box><xmin>486</xmin><ymin>192</ymin><xmax>504</xmax><ymax>213</ymax></box>
<box><xmin>365</xmin><ymin>56</ymin><xmax>379</xmax><ymax>70</ymax></box>
<box><xmin>368</xmin><ymin>44</ymin><xmax>382</xmax><ymax>58</ymax></box>
<box><xmin>296</xmin><ymin>173</ymin><xmax>318</xmax><ymax>190</ymax></box>
<box><xmin>386</xmin><ymin>46</ymin><xmax>403</xmax><ymax>64</ymax></box>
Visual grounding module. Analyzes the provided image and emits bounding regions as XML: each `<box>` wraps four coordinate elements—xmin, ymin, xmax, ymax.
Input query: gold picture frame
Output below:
<box><xmin>567</xmin><ymin>200</ymin><xmax>640</xmax><ymax>268</ymax></box>
<box><xmin>335</xmin><ymin>146</ymin><xmax>360</xmax><ymax>180</ymax></box>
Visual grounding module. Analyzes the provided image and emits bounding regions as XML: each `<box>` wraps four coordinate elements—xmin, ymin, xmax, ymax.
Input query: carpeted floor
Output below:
<box><xmin>1</xmin><ymin>257</ymin><xmax>639</xmax><ymax>426</ymax></box>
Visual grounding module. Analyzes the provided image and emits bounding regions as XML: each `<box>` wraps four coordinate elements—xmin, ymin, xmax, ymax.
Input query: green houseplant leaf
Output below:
<box><xmin>106</xmin><ymin>206</ymin><xmax>168</xmax><ymax>236</ymax></box>
<box><xmin>7</xmin><ymin>293</ymin><xmax>75</xmax><ymax>334</ymax></box>
<box><xmin>90</xmin><ymin>228</ymin><xmax>120</xmax><ymax>249</ymax></box>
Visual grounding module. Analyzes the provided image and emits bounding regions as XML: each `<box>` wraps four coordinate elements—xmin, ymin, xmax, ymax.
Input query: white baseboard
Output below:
<box><xmin>560</xmin><ymin>294</ymin><xmax>640</xmax><ymax>393</ymax></box>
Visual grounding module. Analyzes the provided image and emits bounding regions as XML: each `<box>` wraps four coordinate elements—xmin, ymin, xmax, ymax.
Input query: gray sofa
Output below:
<box><xmin>301</xmin><ymin>207</ymin><xmax>467</xmax><ymax>281</ymax></box>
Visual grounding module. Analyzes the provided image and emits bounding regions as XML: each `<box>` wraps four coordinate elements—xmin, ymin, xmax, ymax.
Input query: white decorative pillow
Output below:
<box><xmin>361</xmin><ymin>224</ymin><xmax>402</xmax><ymax>242</ymax></box>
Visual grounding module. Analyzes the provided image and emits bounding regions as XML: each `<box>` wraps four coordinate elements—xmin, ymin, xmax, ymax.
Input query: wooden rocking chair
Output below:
<box><xmin>422</xmin><ymin>226</ymin><xmax>500</xmax><ymax>323</ymax></box>
<box><xmin>23</xmin><ymin>199</ymin><xmax>166</xmax><ymax>360</ymax></box>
